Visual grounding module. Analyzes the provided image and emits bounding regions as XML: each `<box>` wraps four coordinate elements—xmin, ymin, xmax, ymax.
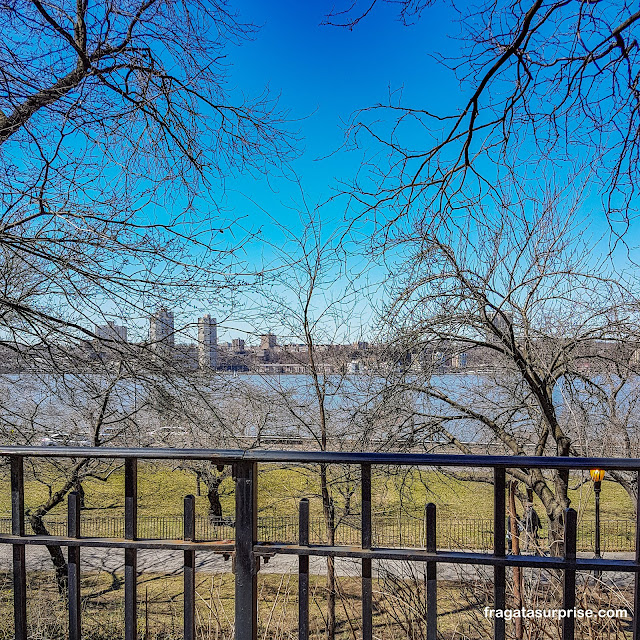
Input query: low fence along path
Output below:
<box><xmin>1</xmin><ymin>513</ymin><xmax>634</xmax><ymax>552</ymax></box>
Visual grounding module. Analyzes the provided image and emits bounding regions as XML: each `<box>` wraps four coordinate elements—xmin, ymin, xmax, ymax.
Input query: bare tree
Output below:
<box><xmin>2</xmin><ymin>352</ymin><xmax>275</xmax><ymax>592</ymax></box>
<box><xmin>4</xmin><ymin>364</ymin><xmax>140</xmax><ymax>592</ymax></box>
<box><xmin>247</xmin><ymin>212</ymin><xmax>378</xmax><ymax>639</ymax></box>
<box><xmin>149</xmin><ymin>376</ymin><xmax>278</xmax><ymax>525</ymax></box>
<box><xmin>0</xmin><ymin>0</ymin><xmax>295</xmax><ymax>366</ymax></box>
<box><xmin>0</xmin><ymin>0</ymin><xmax>297</xmax><ymax>592</ymax></box>
<box><xmin>376</xmin><ymin>192</ymin><xmax>640</xmax><ymax>554</ymax></box>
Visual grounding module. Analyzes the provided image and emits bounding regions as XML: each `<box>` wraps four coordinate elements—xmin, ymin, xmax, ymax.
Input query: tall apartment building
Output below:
<box><xmin>487</xmin><ymin>311</ymin><xmax>513</xmax><ymax>344</ymax></box>
<box><xmin>198</xmin><ymin>314</ymin><xmax>218</xmax><ymax>369</ymax></box>
<box><xmin>260</xmin><ymin>333</ymin><xmax>277</xmax><ymax>349</ymax></box>
<box><xmin>95</xmin><ymin>321</ymin><xmax>127</xmax><ymax>343</ymax></box>
<box><xmin>149</xmin><ymin>308</ymin><xmax>175</xmax><ymax>361</ymax></box>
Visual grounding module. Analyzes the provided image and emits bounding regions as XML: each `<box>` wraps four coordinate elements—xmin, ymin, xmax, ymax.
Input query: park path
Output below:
<box><xmin>0</xmin><ymin>546</ymin><xmax>635</xmax><ymax>585</ymax></box>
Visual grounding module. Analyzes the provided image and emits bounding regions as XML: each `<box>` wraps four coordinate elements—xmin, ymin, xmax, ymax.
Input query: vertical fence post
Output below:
<box><xmin>425</xmin><ymin>502</ymin><xmax>437</xmax><ymax>640</ymax></box>
<box><xmin>234</xmin><ymin>461</ymin><xmax>257</xmax><ymax>640</ymax></box>
<box><xmin>11</xmin><ymin>455</ymin><xmax>27</xmax><ymax>640</ymax></box>
<box><xmin>68</xmin><ymin>491</ymin><xmax>81</xmax><ymax>640</ymax></box>
<box><xmin>184</xmin><ymin>494</ymin><xmax>196</xmax><ymax>640</ymax></box>
<box><xmin>361</xmin><ymin>463</ymin><xmax>373</xmax><ymax>640</ymax></box>
<box><xmin>124</xmin><ymin>458</ymin><xmax>137</xmax><ymax>640</ymax></box>
<box><xmin>299</xmin><ymin>498</ymin><xmax>309</xmax><ymax>640</ymax></box>
<box><xmin>493</xmin><ymin>466</ymin><xmax>506</xmax><ymax>640</ymax></box>
<box><xmin>563</xmin><ymin>508</ymin><xmax>577</xmax><ymax>640</ymax></box>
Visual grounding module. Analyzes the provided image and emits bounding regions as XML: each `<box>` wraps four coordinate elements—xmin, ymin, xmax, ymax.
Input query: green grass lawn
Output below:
<box><xmin>0</xmin><ymin>461</ymin><xmax>633</xmax><ymax>527</ymax></box>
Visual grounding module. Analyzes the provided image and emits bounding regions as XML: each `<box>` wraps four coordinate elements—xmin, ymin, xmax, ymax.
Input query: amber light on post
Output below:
<box><xmin>590</xmin><ymin>469</ymin><xmax>605</xmax><ymax>579</ymax></box>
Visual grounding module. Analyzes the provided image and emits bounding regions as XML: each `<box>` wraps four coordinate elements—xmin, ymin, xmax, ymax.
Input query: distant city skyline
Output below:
<box><xmin>93</xmin><ymin>307</ymin><xmax>372</xmax><ymax>348</ymax></box>
<box><xmin>88</xmin><ymin>306</ymin><xmax>375</xmax><ymax>373</ymax></box>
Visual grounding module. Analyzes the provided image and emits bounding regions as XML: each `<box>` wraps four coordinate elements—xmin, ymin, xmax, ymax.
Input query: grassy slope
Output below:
<box><xmin>0</xmin><ymin>462</ymin><xmax>632</xmax><ymax>525</ymax></box>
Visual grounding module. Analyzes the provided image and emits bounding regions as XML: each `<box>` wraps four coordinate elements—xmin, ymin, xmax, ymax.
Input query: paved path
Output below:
<box><xmin>0</xmin><ymin>546</ymin><xmax>635</xmax><ymax>585</ymax></box>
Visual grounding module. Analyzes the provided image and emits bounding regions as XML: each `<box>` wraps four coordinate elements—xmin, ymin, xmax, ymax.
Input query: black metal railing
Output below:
<box><xmin>1</xmin><ymin>446</ymin><xmax>640</xmax><ymax>640</ymax></box>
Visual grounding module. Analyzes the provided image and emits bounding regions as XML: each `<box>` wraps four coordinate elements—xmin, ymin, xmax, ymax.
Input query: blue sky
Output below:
<box><xmin>191</xmin><ymin>1</ymin><xmax>464</xmax><ymax>341</ymax></box>
<box><xmin>84</xmin><ymin>2</ymin><xmax>465</xmax><ymax>344</ymax></box>
<box><xmin>144</xmin><ymin>2</ymin><xmax>637</xmax><ymax>343</ymax></box>
<box><xmin>219</xmin><ymin>1</ymin><xmax>460</xmax><ymax>237</ymax></box>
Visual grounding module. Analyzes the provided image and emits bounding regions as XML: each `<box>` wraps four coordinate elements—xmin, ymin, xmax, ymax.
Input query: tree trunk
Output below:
<box><xmin>202</xmin><ymin>470</ymin><xmax>224</xmax><ymax>524</ymax></box>
<box><xmin>29</xmin><ymin>514</ymin><xmax>68</xmax><ymax>595</ymax></box>
<box><xmin>73</xmin><ymin>479</ymin><xmax>85</xmax><ymax>509</ymax></box>
<box><xmin>208</xmin><ymin>484</ymin><xmax>223</xmax><ymax>522</ymax></box>
<box><xmin>547</xmin><ymin>468</ymin><xmax>570</xmax><ymax>557</ymax></box>
<box><xmin>27</xmin><ymin>460</ymin><xmax>89</xmax><ymax>595</ymax></box>
<box><xmin>548</xmin><ymin>511</ymin><xmax>565</xmax><ymax>557</ymax></box>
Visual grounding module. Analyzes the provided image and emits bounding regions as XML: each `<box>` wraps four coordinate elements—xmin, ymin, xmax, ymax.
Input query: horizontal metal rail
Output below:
<box><xmin>1</xmin><ymin>446</ymin><xmax>640</xmax><ymax>640</ymax></box>
<box><xmin>2</xmin><ymin>445</ymin><xmax>640</xmax><ymax>468</ymax></box>
<box><xmin>0</xmin><ymin>534</ymin><xmax>234</xmax><ymax>551</ymax></box>
<box><xmin>255</xmin><ymin>543</ymin><xmax>640</xmax><ymax>571</ymax></box>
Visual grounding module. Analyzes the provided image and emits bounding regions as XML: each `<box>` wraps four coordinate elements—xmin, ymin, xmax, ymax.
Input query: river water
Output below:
<box><xmin>1</xmin><ymin>371</ymin><xmax>637</xmax><ymax>452</ymax></box>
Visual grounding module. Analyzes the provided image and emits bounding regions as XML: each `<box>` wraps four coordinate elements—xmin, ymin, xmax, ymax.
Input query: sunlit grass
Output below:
<box><xmin>0</xmin><ymin>462</ymin><xmax>633</xmax><ymax>530</ymax></box>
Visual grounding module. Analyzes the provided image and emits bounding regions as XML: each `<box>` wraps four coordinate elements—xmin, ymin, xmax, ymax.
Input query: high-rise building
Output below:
<box><xmin>95</xmin><ymin>321</ymin><xmax>127</xmax><ymax>343</ymax></box>
<box><xmin>260</xmin><ymin>333</ymin><xmax>277</xmax><ymax>350</ymax></box>
<box><xmin>198</xmin><ymin>314</ymin><xmax>218</xmax><ymax>369</ymax></box>
<box><xmin>451</xmin><ymin>352</ymin><xmax>468</xmax><ymax>368</ymax></box>
<box><xmin>487</xmin><ymin>311</ymin><xmax>514</xmax><ymax>344</ymax></box>
<box><xmin>149</xmin><ymin>308</ymin><xmax>175</xmax><ymax>360</ymax></box>
<box><xmin>232</xmin><ymin>338</ymin><xmax>245</xmax><ymax>353</ymax></box>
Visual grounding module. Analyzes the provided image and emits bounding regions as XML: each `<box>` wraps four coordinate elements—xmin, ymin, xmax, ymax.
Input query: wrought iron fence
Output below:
<box><xmin>0</xmin><ymin>514</ymin><xmax>236</xmax><ymax>542</ymax></box>
<box><xmin>0</xmin><ymin>513</ymin><xmax>633</xmax><ymax>551</ymax></box>
<box><xmin>0</xmin><ymin>446</ymin><xmax>639</xmax><ymax>640</ymax></box>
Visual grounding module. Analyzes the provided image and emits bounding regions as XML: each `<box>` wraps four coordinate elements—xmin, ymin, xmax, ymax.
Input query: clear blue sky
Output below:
<box><xmin>99</xmin><ymin>2</ymin><xmax>466</xmax><ymax>343</ymax></box>
<box><xmin>165</xmin><ymin>2</ymin><xmax>634</xmax><ymax>343</ymax></box>
<box><xmin>219</xmin><ymin>1</ymin><xmax>460</xmax><ymax>238</ymax></box>
<box><xmin>195</xmin><ymin>1</ymin><xmax>464</xmax><ymax>341</ymax></box>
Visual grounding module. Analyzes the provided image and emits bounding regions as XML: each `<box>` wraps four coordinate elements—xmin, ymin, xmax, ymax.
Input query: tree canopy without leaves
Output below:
<box><xmin>379</xmin><ymin>189</ymin><xmax>640</xmax><ymax>552</ymax></box>
<box><xmin>0</xmin><ymin>0</ymin><xmax>297</xmax><ymax>595</ymax></box>
<box><xmin>339</xmin><ymin>1</ymin><xmax>640</xmax><ymax>235</ymax></box>
<box><xmin>325</xmin><ymin>0</ymin><xmax>640</xmax><ymax>553</ymax></box>
<box><xmin>0</xmin><ymin>0</ymin><xmax>295</xmax><ymax>355</ymax></box>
